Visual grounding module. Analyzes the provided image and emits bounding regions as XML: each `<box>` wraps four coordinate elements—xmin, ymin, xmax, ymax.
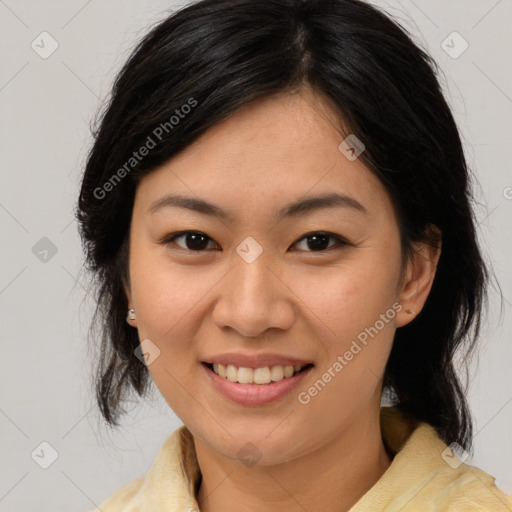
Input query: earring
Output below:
<box><xmin>127</xmin><ymin>308</ymin><xmax>136</xmax><ymax>322</ymax></box>
<box><xmin>405</xmin><ymin>308</ymin><xmax>416</xmax><ymax>316</ymax></box>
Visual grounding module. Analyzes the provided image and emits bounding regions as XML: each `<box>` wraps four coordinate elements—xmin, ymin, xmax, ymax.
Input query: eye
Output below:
<box><xmin>162</xmin><ymin>231</ymin><xmax>219</xmax><ymax>251</ymax></box>
<box><xmin>290</xmin><ymin>232</ymin><xmax>348</xmax><ymax>252</ymax></box>
<box><xmin>160</xmin><ymin>230</ymin><xmax>348</xmax><ymax>253</ymax></box>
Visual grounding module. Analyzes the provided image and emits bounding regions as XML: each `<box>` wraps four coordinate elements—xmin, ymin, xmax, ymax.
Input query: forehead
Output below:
<box><xmin>133</xmin><ymin>88</ymin><xmax>394</xmax><ymax>224</ymax></box>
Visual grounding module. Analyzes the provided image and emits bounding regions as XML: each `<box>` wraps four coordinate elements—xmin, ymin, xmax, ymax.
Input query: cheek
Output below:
<box><xmin>290</xmin><ymin>261</ymin><xmax>399</xmax><ymax>424</ymax></box>
<box><xmin>129</xmin><ymin>242</ymin><xmax>213</xmax><ymax>339</ymax></box>
<box><xmin>287</xmin><ymin>249</ymin><xmax>401</xmax><ymax>399</ymax></box>
<box><xmin>291</xmin><ymin>256</ymin><xmax>401</xmax><ymax>338</ymax></box>
<box><xmin>130</xmin><ymin>236</ymin><xmax>402</xmax><ymax>352</ymax></box>
<box><xmin>128</xmin><ymin>243</ymin><xmax>215</xmax><ymax>418</ymax></box>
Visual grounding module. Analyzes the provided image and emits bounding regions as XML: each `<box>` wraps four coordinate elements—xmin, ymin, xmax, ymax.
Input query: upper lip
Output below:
<box><xmin>202</xmin><ymin>353</ymin><xmax>314</xmax><ymax>369</ymax></box>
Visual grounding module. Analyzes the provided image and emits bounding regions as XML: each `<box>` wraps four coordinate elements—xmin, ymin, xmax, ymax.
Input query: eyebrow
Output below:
<box><xmin>148</xmin><ymin>192</ymin><xmax>367</xmax><ymax>221</ymax></box>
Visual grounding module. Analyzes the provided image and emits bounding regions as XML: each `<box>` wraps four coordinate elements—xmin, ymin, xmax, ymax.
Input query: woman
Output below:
<box><xmin>77</xmin><ymin>0</ymin><xmax>512</xmax><ymax>510</ymax></box>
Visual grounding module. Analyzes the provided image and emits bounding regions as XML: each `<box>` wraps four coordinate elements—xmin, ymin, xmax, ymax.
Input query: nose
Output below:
<box><xmin>211</xmin><ymin>248</ymin><xmax>295</xmax><ymax>339</ymax></box>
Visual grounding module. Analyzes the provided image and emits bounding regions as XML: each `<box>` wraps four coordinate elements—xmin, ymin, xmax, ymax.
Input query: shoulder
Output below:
<box><xmin>351</xmin><ymin>408</ymin><xmax>512</xmax><ymax>511</ymax></box>
<box><xmin>88</xmin><ymin>425</ymin><xmax>200</xmax><ymax>512</ymax></box>
<box><xmin>390</xmin><ymin>421</ymin><xmax>512</xmax><ymax>511</ymax></box>
<box><xmin>428</xmin><ymin>456</ymin><xmax>512</xmax><ymax>512</ymax></box>
<box><xmin>90</xmin><ymin>475</ymin><xmax>145</xmax><ymax>512</ymax></box>
<box><xmin>406</xmin><ymin>452</ymin><xmax>512</xmax><ymax>511</ymax></box>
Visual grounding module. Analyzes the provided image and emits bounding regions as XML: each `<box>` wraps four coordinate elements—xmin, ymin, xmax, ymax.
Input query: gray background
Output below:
<box><xmin>0</xmin><ymin>1</ymin><xmax>511</xmax><ymax>510</ymax></box>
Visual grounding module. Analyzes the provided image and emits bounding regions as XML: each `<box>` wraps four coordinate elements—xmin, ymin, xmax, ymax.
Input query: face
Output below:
<box><xmin>126</xmin><ymin>87</ymin><xmax>429</xmax><ymax>465</ymax></box>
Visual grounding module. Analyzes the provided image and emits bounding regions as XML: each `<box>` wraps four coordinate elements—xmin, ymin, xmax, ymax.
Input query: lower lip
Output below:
<box><xmin>201</xmin><ymin>363</ymin><xmax>314</xmax><ymax>406</ymax></box>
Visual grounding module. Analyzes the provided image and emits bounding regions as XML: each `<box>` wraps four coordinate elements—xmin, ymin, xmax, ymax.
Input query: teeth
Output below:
<box><xmin>226</xmin><ymin>364</ymin><xmax>238</xmax><ymax>382</ymax></box>
<box><xmin>283</xmin><ymin>365</ymin><xmax>294</xmax><ymax>378</ymax></box>
<box><xmin>254</xmin><ymin>367</ymin><xmax>271</xmax><ymax>384</ymax></box>
<box><xmin>270</xmin><ymin>365</ymin><xmax>284</xmax><ymax>381</ymax></box>
<box><xmin>212</xmin><ymin>363</ymin><xmax>304</xmax><ymax>384</ymax></box>
<box><xmin>238</xmin><ymin>366</ymin><xmax>253</xmax><ymax>384</ymax></box>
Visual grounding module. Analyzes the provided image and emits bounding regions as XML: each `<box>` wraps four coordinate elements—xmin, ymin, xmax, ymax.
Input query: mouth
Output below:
<box><xmin>201</xmin><ymin>360</ymin><xmax>315</xmax><ymax>406</ymax></box>
<box><xmin>202</xmin><ymin>362</ymin><xmax>315</xmax><ymax>385</ymax></box>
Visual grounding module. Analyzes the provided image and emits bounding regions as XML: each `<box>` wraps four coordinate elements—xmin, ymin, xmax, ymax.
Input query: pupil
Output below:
<box><xmin>187</xmin><ymin>233</ymin><xmax>208</xmax><ymax>250</ymax></box>
<box><xmin>308</xmin><ymin>234</ymin><xmax>329</xmax><ymax>251</ymax></box>
<box><xmin>184</xmin><ymin>233</ymin><xmax>330</xmax><ymax>251</ymax></box>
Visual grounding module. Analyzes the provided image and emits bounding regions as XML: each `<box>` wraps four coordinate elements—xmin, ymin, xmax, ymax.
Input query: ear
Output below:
<box><xmin>395</xmin><ymin>225</ymin><xmax>441</xmax><ymax>328</ymax></box>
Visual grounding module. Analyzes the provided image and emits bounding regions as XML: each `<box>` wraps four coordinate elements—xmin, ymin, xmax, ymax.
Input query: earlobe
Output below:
<box><xmin>396</xmin><ymin>226</ymin><xmax>441</xmax><ymax>328</ymax></box>
<box><xmin>124</xmin><ymin>282</ymin><xmax>137</xmax><ymax>327</ymax></box>
<box><xmin>126</xmin><ymin>308</ymin><xmax>137</xmax><ymax>326</ymax></box>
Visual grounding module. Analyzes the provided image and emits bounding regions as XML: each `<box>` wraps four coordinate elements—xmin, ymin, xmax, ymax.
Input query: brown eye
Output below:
<box><xmin>164</xmin><ymin>231</ymin><xmax>219</xmax><ymax>251</ymax></box>
<box><xmin>291</xmin><ymin>232</ymin><xmax>348</xmax><ymax>252</ymax></box>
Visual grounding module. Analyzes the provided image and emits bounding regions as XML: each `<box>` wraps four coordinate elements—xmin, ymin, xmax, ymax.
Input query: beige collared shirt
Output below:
<box><xmin>92</xmin><ymin>407</ymin><xmax>512</xmax><ymax>511</ymax></box>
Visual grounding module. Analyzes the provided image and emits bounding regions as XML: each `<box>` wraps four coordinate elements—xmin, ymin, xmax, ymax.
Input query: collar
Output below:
<box><xmin>128</xmin><ymin>406</ymin><xmax>510</xmax><ymax>511</ymax></box>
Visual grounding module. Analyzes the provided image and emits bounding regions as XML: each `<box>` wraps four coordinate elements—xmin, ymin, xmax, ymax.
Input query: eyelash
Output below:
<box><xmin>160</xmin><ymin>230</ymin><xmax>349</xmax><ymax>253</ymax></box>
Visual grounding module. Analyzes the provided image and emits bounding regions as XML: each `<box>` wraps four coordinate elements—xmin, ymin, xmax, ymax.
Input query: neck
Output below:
<box><xmin>195</xmin><ymin>411</ymin><xmax>392</xmax><ymax>512</ymax></box>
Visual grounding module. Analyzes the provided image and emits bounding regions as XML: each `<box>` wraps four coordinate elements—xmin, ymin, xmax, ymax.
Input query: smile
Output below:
<box><xmin>201</xmin><ymin>362</ymin><xmax>315</xmax><ymax>406</ymax></box>
<box><xmin>205</xmin><ymin>362</ymin><xmax>313</xmax><ymax>384</ymax></box>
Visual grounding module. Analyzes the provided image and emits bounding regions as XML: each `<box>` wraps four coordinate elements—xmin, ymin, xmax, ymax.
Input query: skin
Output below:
<box><xmin>125</xmin><ymin>86</ymin><xmax>441</xmax><ymax>512</ymax></box>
